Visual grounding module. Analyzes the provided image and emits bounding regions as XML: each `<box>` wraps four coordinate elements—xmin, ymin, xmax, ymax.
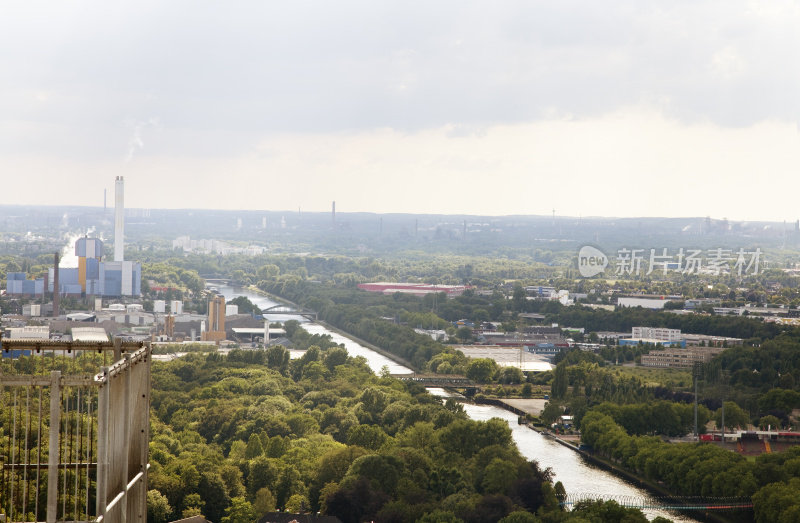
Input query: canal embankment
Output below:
<box><xmin>468</xmin><ymin>398</ymin><xmax>746</xmax><ymax>523</ymax></box>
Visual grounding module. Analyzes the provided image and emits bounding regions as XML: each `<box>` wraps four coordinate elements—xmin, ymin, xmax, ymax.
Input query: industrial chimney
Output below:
<box><xmin>114</xmin><ymin>176</ymin><xmax>124</xmax><ymax>261</ymax></box>
<box><xmin>53</xmin><ymin>252</ymin><xmax>60</xmax><ymax>317</ymax></box>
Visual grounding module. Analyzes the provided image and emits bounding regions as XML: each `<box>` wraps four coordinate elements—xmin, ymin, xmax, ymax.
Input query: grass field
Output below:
<box><xmin>612</xmin><ymin>365</ymin><xmax>693</xmax><ymax>389</ymax></box>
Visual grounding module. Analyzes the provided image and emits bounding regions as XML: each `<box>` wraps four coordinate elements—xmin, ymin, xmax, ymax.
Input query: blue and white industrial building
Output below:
<box><xmin>6</xmin><ymin>177</ymin><xmax>142</xmax><ymax>298</ymax></box>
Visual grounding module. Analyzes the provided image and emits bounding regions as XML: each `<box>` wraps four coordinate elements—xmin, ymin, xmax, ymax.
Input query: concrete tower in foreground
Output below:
<box><xmin>114</xmin><ymin>176</ymin><xmax>124</xmax><ymax>261</ymax></box>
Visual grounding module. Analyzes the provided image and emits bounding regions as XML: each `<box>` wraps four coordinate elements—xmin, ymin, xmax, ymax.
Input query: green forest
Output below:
<box><xmin>146</xmin><ymin>345</ymin><xmax>667</xmax><ymax>523</ymax></box>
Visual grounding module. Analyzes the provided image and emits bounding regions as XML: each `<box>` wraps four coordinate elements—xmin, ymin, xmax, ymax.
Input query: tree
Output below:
<box><xmin>310</xmin><ymin>446</ymin><xmax>370</xmax><ymax>512</ymax></box>
<box><xmin>228</xmin><ymin>295</ymin><xmax>260</xmax><ymax>315</ymax></box>
<box><xmin>512</xmin><ymin>284</ymin><xmax>526</xmax><ymax>311</ymax></box>
<box><xmin>481</xmin><ymin>458</ymin><xmax>518</xmax><ymax>494</ymax></box>
<box><xmin>347</xmin><ymin>424</ymin><xmax>389</xmax><ymax>451</ymax></box>
<box><xmin>499</xmin><ymin>366</ymin><xmax>524</xmax><ymax>384</ymax></box>
<box><xmin>198</xmin><ymin>471</ymin><xmax>231</xmax><ymax>522</ymax></box>
<box><xmin>554</xmin><ymin>481</ymin><xmax>566</xmax><ymax>504</ymax></box>
<box><xmin>324</xmin><ymin>347</ymin><xmax>349</xmax><ymax>371</ymax></box>
<box><xmin>473</xmin><ymin>308</ymin><xmax>490</xmax><ymax>323</ymax></box>
<box><xmin>283</xmin><ymin>319</ymin><xmax>302</xmax><ymax>338</ymax></box>
<box><xmin>752</xmin><ymin>478</ymin><xmax>800</xmax><ymax>523</ymax></box>
<box><xmin>346</xmin><ymin>454</ymin><xmax>403</xmax><ymax>494</ymax></box>
<box><xmin>147</xmin><ymin>490</ymin><xmax>173</xmax><ymax>523</ymax></box>
<box><xmin>257</xmin><ymin>264</ymin><xmax>280</xmax><ymax>280</ymax></box>
<box><xmin>541</xmin><ymin>402</ymin><xmax>563</xmax><ymax>427</ymax></box>
<box><xmin>714</xmin><ymin>401</ymin><xmax>750</xmax><ymax>430</ymax></box>
<box><xmin>759</xmin><ymin>415</ymin><xmax>781</xmax><ymax>431</ymax></box>
<box><xmin>358</xmin><ymin>387</ymin><xmax>388</xmax><ymax>417</ymax></box>
<box><xmin>551</xmin><ymin>362</ymin><xmax>568</xmax><ymax>399</ymax></box>
<box><xmin>325</xmin><ymin>476</ymin><xmax>390</xmax><ymax>523</ymax></box>
<box><xmin>253</xmin><ymin>487</ymin><xmax>276</xmax><ymax>516</ymax></box>
<box><xmin>570</xmin><ymin>499</ymin><xmax>648</xmax><ymax>522</ymax></box>
<box><xmin>437</xmin><ymin>418</ymin><xmax>512</xmax><ymax>459</ymax></box>
<box><xmin>456</xmin><ymin>326</ymin><xmax>474</xmax><ymax>343</ymax></box>
<box><xmin>419</xmin><ymin>510</ymin><xmax>464</xmax><ymax>523</ymax></box>
<box><xmin>266</xmin><ymin>346</ymin><xmax>290</xmax><ymax>374</ymax></box>
<box><xmin>521</xmin><ymin>383</ymin><xmax>532</xmax><ymax>398</ymax></box>
<box><xmin>498</xmin><ymin>511</ymin><xmax>538</xmax><ymax>523</ymax></box>
<box><xmin>179</xmin><ymin>270</ymin><xmax>205</xmax><ymax>295</ymax></box>
<box><xmin>182</xmin><ymin>493</ymin><xmax>204</xmax><ymax>516</ymax></box>
<box><xmin>470</xmin><ymin>494</ymin><xmax>514</xmax><ymax>522</ymax></box>
<box><xmin>466</xmin><ymin>358</ymin><xmax>498</xmax><ymax>383</ymax></box>
<box><xmin>285</xmin><ymin>493</ymin><xmax>310</xmax><ymax>513</ymax></box>
<box><xmin>221</xmin><ymin>496</ymin><xmax>255</xmax><ymax>523</ymax></box>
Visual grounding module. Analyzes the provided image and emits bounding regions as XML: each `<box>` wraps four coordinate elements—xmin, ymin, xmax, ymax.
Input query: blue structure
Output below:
<box><xmin>1</xmin><ymin>349</ymin><xmax>32</xmax><ymax>358</ymax></box>
<box><xmin>47</xmin><ymin>268</ymin><xmax>82</xmax><ymax>296</ymax></box>
<box><xmin>5</xmin><ymin>272</ymin><xmax>45</xmax><ymax>296</ymax></box>
<box><xmin>6</xmin><ymin>237</ymin><xmax>142</xmax><ymax>298</ymax></box>
<box><xmin>47</xmin><ymin>261</ymin><xmax>141</xmax><ymax>297</ymax></box>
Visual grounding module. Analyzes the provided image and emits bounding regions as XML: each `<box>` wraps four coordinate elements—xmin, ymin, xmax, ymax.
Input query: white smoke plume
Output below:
<box><xmin>124</xmin><ymin>117</ymin><xmax>160</xmax><ymax>162</ymax></box>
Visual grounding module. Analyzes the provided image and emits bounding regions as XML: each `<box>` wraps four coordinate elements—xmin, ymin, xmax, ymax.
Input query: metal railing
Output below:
<box><xmin>1</xmin><ymin>340</ymin><xmax>151</xmax><ymax>523</ymax></box>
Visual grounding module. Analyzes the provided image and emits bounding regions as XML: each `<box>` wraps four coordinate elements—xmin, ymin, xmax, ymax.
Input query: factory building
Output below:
<box><xmin>6</xmin><ymin>177</ymin><xmax>142</xmax><ymax>298</ymax></box>
<box><xmin>41</xmin><ymin>237</ymin><xmax>142</xmax><ymax>297</ymax></box>
<box><xmin>202</xmin><ymin>294</ymin><xmax>227</xmax><ymax>342</ymax></box>
<box><xmin>6</xmin><ymin>272</ymin><xmax>45</xmax><ymax>296</ymax></box>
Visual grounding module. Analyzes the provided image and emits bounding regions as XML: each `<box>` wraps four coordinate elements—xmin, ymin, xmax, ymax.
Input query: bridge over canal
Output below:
<box><xmin>260</xmin><ymin>303</ymin><xmax>317</xmax><ymax>321</ymax></box>
<box><xmin>561</xmin><ymin>494</ymin><xmax>753</xmax><ymax>512</ymax></box>
<box><xmin>392</xmin><ymin>374</ymin><xmax>476</xmax><ymax>388</ymax></box>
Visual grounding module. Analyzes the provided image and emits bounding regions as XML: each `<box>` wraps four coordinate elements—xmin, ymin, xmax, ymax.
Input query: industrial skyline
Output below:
<box><xmin>5</xmin><ymin>177</ymin><xmax>142</xmax><ymax>298</ymax></box>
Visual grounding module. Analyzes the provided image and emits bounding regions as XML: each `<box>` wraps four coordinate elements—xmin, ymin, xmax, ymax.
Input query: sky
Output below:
<box><xmin>1</xmin><ymin>1</ymin><xmax>799</xmax><ymax>221</ymax></box>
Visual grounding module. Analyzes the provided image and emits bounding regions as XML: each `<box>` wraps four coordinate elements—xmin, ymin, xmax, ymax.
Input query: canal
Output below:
<box><xmin>213</xmin><ymin>282</ymin><xmax>698</xmax><ymax>522</ymax></box>
<box><xmin>209</xmin><ymin>281</ymin><xmax>413</xmax><ymax>374</ymax></box>
<box><xmin>461</xmin><ymin>402</ymin><xmax>697</xmax><ymax>522</ymax></box>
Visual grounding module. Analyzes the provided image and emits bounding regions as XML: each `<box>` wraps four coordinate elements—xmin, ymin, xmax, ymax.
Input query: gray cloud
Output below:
<box><xmin>0</xmin><ymin>0</ymin><xmax>797</xmax><ymax>160</ymax></box>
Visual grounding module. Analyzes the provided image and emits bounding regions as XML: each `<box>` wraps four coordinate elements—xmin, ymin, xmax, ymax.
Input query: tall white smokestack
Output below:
<box><xmin>114</xmin><ymin>176</ymin><xmax>125</xmax><ymax>261</ymax></box>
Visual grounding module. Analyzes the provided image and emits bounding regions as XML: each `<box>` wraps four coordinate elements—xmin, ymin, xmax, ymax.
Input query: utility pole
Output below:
<box><xmin>721</xmin><ymin>370</ymin><xmax>728</xmax><ymax>445</ymax></box>
<box><xmin>693</xmin><ymin>363</ymin><xmax>699</xmax><ymax>441</ymax></box>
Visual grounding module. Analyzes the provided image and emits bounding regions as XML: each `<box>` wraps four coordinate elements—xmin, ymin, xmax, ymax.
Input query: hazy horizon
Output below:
<box><xmin>4</xmin><ymin>202</ymin><xmax>798</xmax><ymax>227</ymax></box>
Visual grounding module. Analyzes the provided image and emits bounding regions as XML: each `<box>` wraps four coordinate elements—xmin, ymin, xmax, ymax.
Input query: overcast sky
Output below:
<box><xmin>1</xmin><ymin>1</ymin><xmax>799</xmax><ymax>220</ymax></box>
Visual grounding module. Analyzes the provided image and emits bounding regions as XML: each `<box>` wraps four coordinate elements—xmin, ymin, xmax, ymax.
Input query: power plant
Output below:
<box><xmin>7</xmin><ymin>177</ymin><xmax>142</xmax><ymax>298</ymax></box>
